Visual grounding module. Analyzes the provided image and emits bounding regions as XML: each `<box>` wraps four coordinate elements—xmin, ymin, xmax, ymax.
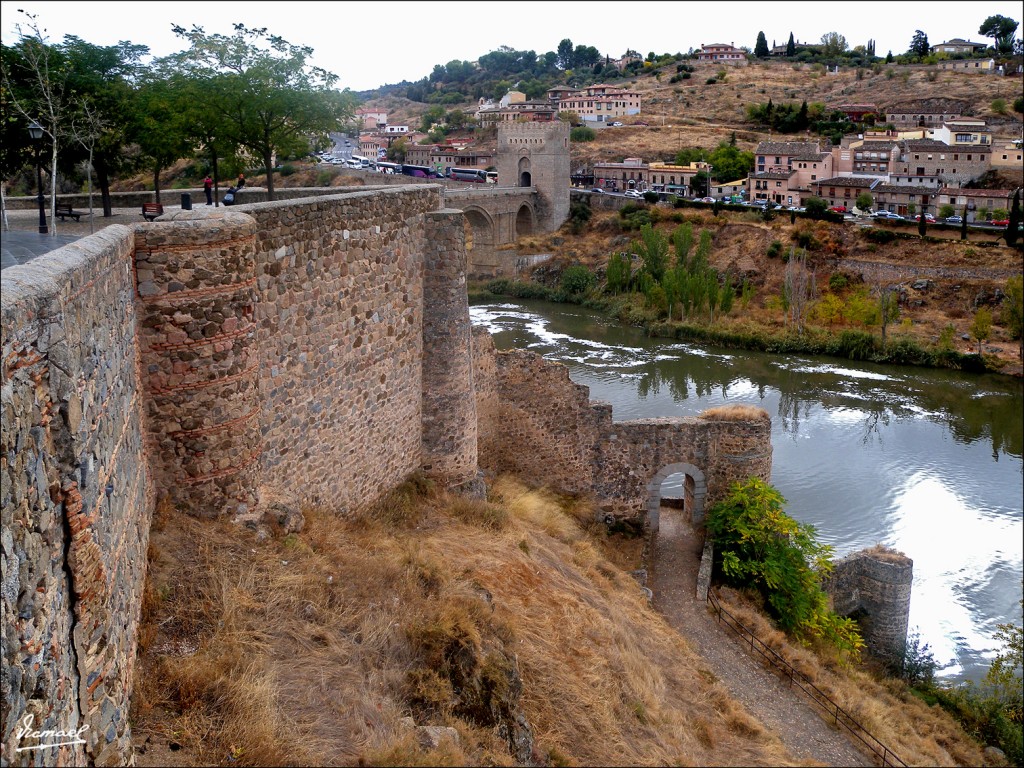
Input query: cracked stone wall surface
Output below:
<box><xmin>2</xmin><ymin>226</ymin><xmax>151</xmax><ymax>766</ymax></box>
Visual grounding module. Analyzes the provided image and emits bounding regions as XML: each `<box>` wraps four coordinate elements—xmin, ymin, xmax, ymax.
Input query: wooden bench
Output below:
<box><xmin>141</xmin><ymin>203</ymin><xmax>164</xmax><ymax>222</ymax></box>
<box><xmin>55</xmin><ymin>203</ymin><xmax>84</xmax><ymax>222</ymax></box>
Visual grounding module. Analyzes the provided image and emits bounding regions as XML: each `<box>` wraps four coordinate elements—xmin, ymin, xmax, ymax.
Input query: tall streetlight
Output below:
<box><xmin>28</xmin><ymin>121</ymin><xmax>47</xmax><ymax>234</ymax></box>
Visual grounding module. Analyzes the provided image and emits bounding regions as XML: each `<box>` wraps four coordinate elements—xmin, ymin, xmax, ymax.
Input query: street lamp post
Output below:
<box><xmin>28</xmin><ymin>121</ymin><xmax>47</xmax><ymax>234</ymax></box>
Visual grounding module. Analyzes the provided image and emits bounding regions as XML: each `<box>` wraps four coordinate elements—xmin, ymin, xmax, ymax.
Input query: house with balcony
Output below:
<box><xmin>808</xmin><ymin>176</ymin><xmax>881</xmax><ymax>209</ymax></box>
<box><xmin>896</xmin><ymin>138</ymin><xmax>991</xmax><ymax>187</ymax></box>
<box><xmin>554</xmin><ymin>84</ymin><xmax>642</xmax><ymax>123</ymax></box>
<box><xmin>929</xmin><ymin>39</ymin><xmax>987</xmax><ymax>55</ymax></box>
<box><xmin>849</xmin><ymin>141</ymin><xmax>899</xmax><ymax>176</ymax></box>
<box><xmin>931</xmin><ymin>118</ymin><xmax>991</xmax><ymax>147</ymax></box>
<box><xmin>696</xmin><ymin>43</ymin><xmax>747</xmax><ymax>63</ymax></box>
<box><xmin>748</xmin><ymin>171</ymin><xmax>801</xmax><ymax>206</ymax></box>
<box><xmin>746</xmin><ymin>139</ymin><xmax>834</xmax><ymax>205</ymax></box>
<box><xmin>591</xmin><ymin>159</ymin><xmax>708</xmax><ymax>194</ymax></box>
<box><xmin>870</xmin><ymin>184</ymin><xmax>939</xmax><ymax>216</ymax></box>
<box><xmin>478</xmin><ymin>102</ymin><xmax>559</xmax><ymax>127</ymax></box>
<box><xmin>937</xmin><ymin>187</ymin><xmax>1014</xmax><ymax>222</ymax></box>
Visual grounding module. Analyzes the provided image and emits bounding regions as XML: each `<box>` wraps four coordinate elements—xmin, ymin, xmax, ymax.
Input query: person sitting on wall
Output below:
<box><xmin>222</xmin><ymin>186</ymin><xmax>237</xmax><ymax>206</ymax></box>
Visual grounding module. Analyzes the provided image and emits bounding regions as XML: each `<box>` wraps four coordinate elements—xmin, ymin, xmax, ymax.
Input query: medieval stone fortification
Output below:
<box><xmin>1</xmin><ymin>124</ymin><xmax>908</xmax><ymax>766</ymax></box>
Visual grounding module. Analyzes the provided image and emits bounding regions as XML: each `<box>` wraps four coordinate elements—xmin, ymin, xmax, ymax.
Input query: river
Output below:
<box><xmin>469</xmin><ymin>298</ymin><xmax>1024</xmax><ymax>683</ymax></box>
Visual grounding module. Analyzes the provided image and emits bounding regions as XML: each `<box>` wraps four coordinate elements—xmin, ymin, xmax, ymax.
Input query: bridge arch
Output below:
<box><xmin>645</xmin><ymin>462</ymin><xmax>707</xmax><ymax>533</ymax></box>
<box><xmin>515</xmin><ymin>202</ymin><xmax>535</xmax><ymax>238</ymax></box>
<box><xmin>461</xmin><ymin>207</ymin><xmax>496</xmax><ymax>254</ymax></box>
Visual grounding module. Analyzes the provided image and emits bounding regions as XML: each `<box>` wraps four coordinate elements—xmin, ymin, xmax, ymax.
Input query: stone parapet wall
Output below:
<box><xmin>1</xmin><ymin>227</ymin><xmax>152</xmax><ymax>766</ymax></box>
<box><xmin>472</xmin><ymin>343</ymin><xmax>773</xmax><ymax>523</ymax></box>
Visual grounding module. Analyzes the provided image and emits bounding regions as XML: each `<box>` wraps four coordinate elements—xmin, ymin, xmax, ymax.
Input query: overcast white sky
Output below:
<box><xmin>2</xmin><ymin>1</ymin><xmax>1021</xmax><ymax>92</ymax></box>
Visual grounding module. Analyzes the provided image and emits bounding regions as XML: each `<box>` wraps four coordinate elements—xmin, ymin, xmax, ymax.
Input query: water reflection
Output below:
<box><xmin>471</xmin><ymin>299</ymin><xmax>1024</xmax><ymax>681</ymax></box>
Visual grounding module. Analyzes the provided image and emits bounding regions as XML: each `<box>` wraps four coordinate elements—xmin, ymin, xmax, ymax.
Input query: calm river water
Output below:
<box><xmin>470</xmin><ymin>298</ymin><xmax>1024</xmax><ymax>683</ymax></box>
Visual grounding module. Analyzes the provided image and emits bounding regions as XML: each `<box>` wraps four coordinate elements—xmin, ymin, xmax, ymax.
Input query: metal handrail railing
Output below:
<box><xmin>706</xmin><ymin>588</ymin><xmax>907</xmax><ymax>768</ymax></box>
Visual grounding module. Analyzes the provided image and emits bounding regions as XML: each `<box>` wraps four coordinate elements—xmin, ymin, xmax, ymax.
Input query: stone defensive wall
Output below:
<box><xmin>822</xmin><ymin>548</ymin><xmax>913</xmax><ymax>661</ymax></box>
<box><xmin>2</xmin><ymin>227</ymin><xmax>150</xmax><ymax>765</ymax></box>
<box><xmin>1</xmin><ymin>185</ymin><xmax>480</xmax><ymax>765</ymax></box>
<box><xmin>471</xmin><ymin>328</ymin><xmax>773</xmax><ymax>527</ymax></box>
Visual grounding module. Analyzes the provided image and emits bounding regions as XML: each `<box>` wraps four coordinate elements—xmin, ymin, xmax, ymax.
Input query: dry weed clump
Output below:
<box><xmin>133</xmin><ymin>477</ymin><xmax>801</xmax><ymax>767</ymax></box>
<box><xmin>699</xmin><ymin>404</ymin><xmax>770</xmax><ymax>422</ymax></box>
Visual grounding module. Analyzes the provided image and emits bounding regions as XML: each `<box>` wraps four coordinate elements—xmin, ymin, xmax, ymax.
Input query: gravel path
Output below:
<box><xmin>649</xmin><ymin>506</ymin><xmax>874</xmax><ymax>767</ymax></box>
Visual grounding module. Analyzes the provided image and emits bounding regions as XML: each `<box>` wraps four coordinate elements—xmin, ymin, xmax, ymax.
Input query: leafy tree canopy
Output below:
<box><xmin>979</xmin><ymin>14</ymin><xmax>1019</xmax><ymax>54</ymax></box>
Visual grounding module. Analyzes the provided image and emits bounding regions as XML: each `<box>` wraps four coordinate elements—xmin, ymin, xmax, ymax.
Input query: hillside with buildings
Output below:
<box><xmin>356</xmin><ymin>55</ymin><xmax>1023</xmax><ymax>198</ymax></box>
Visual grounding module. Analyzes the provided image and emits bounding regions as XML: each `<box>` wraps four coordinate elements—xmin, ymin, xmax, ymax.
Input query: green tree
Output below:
<box><xmin>632</xmin><ymin>223</ymin><xmax>669</xmax><ymax>283</ymax></box>
<box><xmin>556</xmin><ymin>38</ymin><xmax>574</xmax><ymax>70</ymax></box>
<box><xmin>606</xmin><ymin>251</ymin><xmax>632</xmax><ymax>294</ymax></box>
<box><xmin>819</xmin><ymin>32</ymin><xmax>848</xmax><ymax>57</ymax></box>
<box><xmin>705</xmin><ymin>478</ymin><xmax>863</xmax><ymax>655</ymax></box>
<box><xmin>169</xmin><ymin>23</ymin><xmax>355</xmax><ymax>200</ymax></box>
<box><xmin>754</xmin><ymin>31</ymin><xmax>770</xmax><ymax>58</ymax></box>
<box><xmin>805</xmin><ymin>196</ymin><xmax>828</xmax><ymax>219</ymax></box>
<box><xmin>560</xmin><ymin>264</ymin><xmax>595</xmax><ymax>296</ymax></box>
<box><xmin>939</xmin><ymin>203</ymin><xmax>956</xmax><ymax>219</ymax></box>
<box><xmin>979</xmin><ymin>15</ymin><xmax>1019</xmax><ymax>54</ymax></box>
<box><xmin>971</xmin><ymin>306</ymin><xmax>992</xmax><ymax>355</ymax></box>
<box><xmin>786</xmin><ymin>32</ymin><xmax>796</xmax><ymax>57</ymax></box>
<box><xmin>131</xmin><ymin>74</ymin><xmax>195</xmax><ymax>204</ymax></box>
<box><xmin>918</xmin><ymin>208</ymin><xmax>927</xmax><ymax>237</ymax></box>
<box><xmin>961</xmin><ymin>204</ymin><xmax>969</xmax><ymax>241</ymax></box>
<box><xmin>855</xmin><ymin>192</ymin><xmax>874</xmax><ymax>212</ymax></box>
<box><xmin>909</xmin><ymin>30</ymin><xmax>930</xmax><ymax>58</ymax></box>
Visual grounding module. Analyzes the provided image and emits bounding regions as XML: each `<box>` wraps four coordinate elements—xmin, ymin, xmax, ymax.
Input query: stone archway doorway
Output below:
<box><xmin>645</xmin><ymin>462</ymin><xmax>707</xmax><ymax>534</ymax></box>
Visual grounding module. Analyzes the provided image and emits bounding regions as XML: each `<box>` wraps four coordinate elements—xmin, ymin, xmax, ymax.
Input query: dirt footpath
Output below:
<box><xmin>649</xmin><ymin>506</ymin><xmax>873</xmax><ymax>767</ymax></box>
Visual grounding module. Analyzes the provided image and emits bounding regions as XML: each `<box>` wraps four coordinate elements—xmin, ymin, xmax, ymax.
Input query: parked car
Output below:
<box><xmin>590</xmin><ymin>188</ymin><xmax>604</xmax><ymax>194</ymax></box>
<box><xmin>609</xmin><ymin>121</ymin><xmax>623</xmax><ymax>127</ymax></box>
<box><xmin>873</xmin><ymin>210</ymin><xmax>903</xmax><ymax>220</ymax></box>
<box><xmin>914</xmin><ymin>213</ymin><xmax>936</xmax><ymax>223</ymax></box>
<box><xmin>697</xmin><ymin>197</ymin><xmax>716</xmax><ymax>204</ymax></box>
<box><xmin>990</xmin><ymin>218</ymin><xmax>1010</xmax><ymax>226</ymax></box>
<box><xmin>624</xmin><ymin>190</ymin><xmax>643</xmax><ymax>199</ymax></box>
<box><xmin>829</xmin><ymin>206</ymin><xmax>847</xmax><ymax>213</ymax></box>
<box><xmin>944</xmin><ymin>215</ymin><xmax>963</xmax><ymax>225</ymax></box>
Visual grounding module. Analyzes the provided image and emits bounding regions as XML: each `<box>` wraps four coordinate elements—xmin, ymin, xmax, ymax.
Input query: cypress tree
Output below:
<box><xmin>755</xmin><ymin>31</ymin><xmax>770</xmax><ymax>58</ymax></box>
<box><xmin>960</xmin><ymin>205</ymin><xmax>969</xmax><ymax>241</ymax></box>
<box><xmin>919</xmin><ymin>209</ymin><xmax>927</xmax><ymax>237</ymax></box>
<box><xmin>1006</xmin><ymin>188</ymin><xmax>1020</xmax><ymax>247</ymax></box>
<box><xmin>786</xmin><ymin>32</ymin><xmax>795</xmax><ymax>57</ymax></box>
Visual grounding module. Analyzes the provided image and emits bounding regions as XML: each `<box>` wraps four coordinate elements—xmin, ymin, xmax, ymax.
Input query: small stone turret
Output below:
<box><xmin>824</xmin><ymin>546</ymin><xmax>913</xmax><ymax>661</ymax></box>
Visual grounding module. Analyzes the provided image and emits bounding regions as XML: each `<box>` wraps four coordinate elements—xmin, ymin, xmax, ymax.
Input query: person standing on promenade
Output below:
<box><xmin>203</xmin><ymin>175</ymin><xmax>213</xmax><ymax>205</ymax></box>
<box><xmin>236</xmin><ymin>172</ymin><xmax>245</xmax><ymax>189</ymax></box>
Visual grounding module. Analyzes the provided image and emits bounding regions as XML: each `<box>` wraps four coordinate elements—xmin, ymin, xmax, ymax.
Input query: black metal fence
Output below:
<box><xmin>706</xmin><ymin>588</ymin><xmax>907</xmax><ymax>768</ymax></box>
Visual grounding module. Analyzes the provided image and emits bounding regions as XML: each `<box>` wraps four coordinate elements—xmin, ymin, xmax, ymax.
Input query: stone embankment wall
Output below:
<box><xmin>823</xmin><ymin>549</ymin><xmax>913</xmax><ymax>661</ymax></box>
<box><xmin>2</xmin><ymin>227</ymin><xmax>152</xmax><ymax>765</ymax></box>
<box><xmin>472</xmin><ymin>333</ymin><xmax>773</xmax><ymax>523</ymax></box>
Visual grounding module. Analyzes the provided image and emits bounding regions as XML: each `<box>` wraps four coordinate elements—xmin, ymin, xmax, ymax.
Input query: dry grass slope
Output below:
<box><xmin>133</xmin><ymin>478</ymin><xmax>801</xmax><ymax>767</ymax></box>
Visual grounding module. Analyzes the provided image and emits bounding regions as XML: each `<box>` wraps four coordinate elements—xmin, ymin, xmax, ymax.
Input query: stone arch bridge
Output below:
<box><xmin>443</xmin><ymin>185</ymin><xmax>538</xmax><ymax>278</ymax></box>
